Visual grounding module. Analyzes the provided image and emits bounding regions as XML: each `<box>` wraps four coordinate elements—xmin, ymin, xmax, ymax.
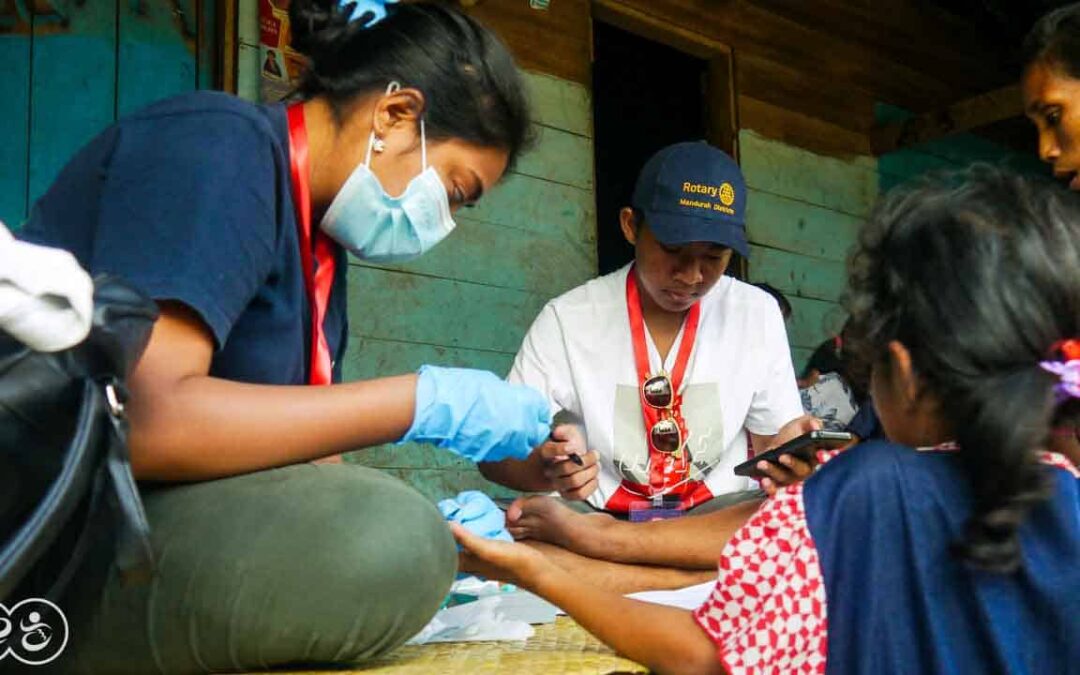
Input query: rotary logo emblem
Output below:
<box><xmin>719</xmin><ymin>182</ymin><xmax>736</xmax><ymax>207</ymax></box>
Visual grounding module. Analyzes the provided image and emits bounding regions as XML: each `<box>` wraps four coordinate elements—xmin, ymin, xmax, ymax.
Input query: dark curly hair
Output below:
<box><xmin>844</xmin><ymin>165</ymin><xmax>1080</xmax><ymax>573</ymax></box>
<box><xmin>288</xmin><ymin>0</ymin><xmax>533</xmax><ymax>169</ymax></box>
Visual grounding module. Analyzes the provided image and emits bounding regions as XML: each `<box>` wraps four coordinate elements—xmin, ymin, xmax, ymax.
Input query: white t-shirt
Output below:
<box><xmin>508</xmin><ymin>264</ymin><xmax>803</xmax><ymax>509</ymax></box>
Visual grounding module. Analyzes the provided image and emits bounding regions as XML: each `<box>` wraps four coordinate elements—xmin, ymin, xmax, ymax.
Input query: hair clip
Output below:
<box><xmin>339</xmin><ymin>0</ymin><xmax>399</xmax><ymax>27</ymax></box>
<box><xmin>1050</xmin><ymin>339</ymin><xmax>1080</xmax><ymax>361</ymax></box>
<box><xmin>1041</xmin><ymin>339</ymin><xmax>1080</xmax><ymax>403</ymax></box>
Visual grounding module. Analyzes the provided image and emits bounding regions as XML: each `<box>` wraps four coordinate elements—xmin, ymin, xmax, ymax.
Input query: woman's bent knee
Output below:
<box><xmin>63</xmin><ymin>464</ymin><xmax>457</xmax><ymax>672</ymax></box>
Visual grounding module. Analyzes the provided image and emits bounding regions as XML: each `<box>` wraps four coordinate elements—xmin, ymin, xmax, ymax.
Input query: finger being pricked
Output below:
<box><xmin>450</xmin><ymin>523</ymin><xmax>507</xmax><ymax>569</ymax></box>
<box><xmin>449</xmin><ymin>523</ymin><xmax>540</xmax><ymax>586</ymax></box>
<box><xmin>506</xmin><ymin>510</ymin><xmax>541</xmax><ymax>540</ymax></box>
<box><xmin>449</xmin><ymin>522</ymin><xmax>482</xmax><ymax>551</ymax></box>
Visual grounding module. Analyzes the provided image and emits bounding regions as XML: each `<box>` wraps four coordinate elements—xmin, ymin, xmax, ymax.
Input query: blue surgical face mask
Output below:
<box><xmin>320</xmin><ymin>82</ymin><xmax>456</xmax><ymax>262</ymax></box>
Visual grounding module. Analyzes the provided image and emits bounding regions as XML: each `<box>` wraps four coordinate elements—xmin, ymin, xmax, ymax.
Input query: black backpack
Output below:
<box><xmin>0</xmin><ymin>275</ymin><xmax>158</xmax><ymax>602</ymax></box>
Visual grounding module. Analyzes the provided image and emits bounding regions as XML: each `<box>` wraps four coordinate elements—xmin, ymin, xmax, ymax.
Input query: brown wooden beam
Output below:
<box><xmin>870</xmin><ymin>84</ymin><xmax>1023</xmax><ymax>155</ymax></box>
<box><xmin>214</xmin><ymin>0</ymin><xmax>237</xmax><ymax>94</ymax></box>
<box><xmin>592</xmin><ymin>0</ymin><xmax>731</xmax><ymax>60</ymax></box>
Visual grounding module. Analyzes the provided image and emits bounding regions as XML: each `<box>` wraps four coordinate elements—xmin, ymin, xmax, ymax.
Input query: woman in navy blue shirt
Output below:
<box><xmin>16</xmin><ymin>1</ymin><xmax>552</xmax><ymax>672</ymax></box>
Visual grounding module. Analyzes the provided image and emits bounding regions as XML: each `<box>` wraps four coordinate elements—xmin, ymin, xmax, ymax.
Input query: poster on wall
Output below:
<box><xmin>259</xmin><ymin>0</ymin><xmax>307</xmax><ymax>102</ymax></box>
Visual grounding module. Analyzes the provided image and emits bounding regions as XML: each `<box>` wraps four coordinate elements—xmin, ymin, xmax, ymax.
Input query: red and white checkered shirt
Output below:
<box><xmin>693</xmin><ymin>480</ymin><xmax>827</xmax><ymax>674</ymax></box>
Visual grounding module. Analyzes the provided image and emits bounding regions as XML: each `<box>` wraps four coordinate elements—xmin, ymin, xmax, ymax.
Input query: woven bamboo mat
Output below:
<box><xmin>269</xmin><ymin>616</ymin><xmax>647</xmax><ymax>674</ymax></box>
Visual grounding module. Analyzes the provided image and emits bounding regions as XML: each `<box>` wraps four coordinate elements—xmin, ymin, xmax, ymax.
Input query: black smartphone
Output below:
<box><xmin>733</xmin><ymin>430</ymin><xmax>853</xmax><ymax>478</ymax></box>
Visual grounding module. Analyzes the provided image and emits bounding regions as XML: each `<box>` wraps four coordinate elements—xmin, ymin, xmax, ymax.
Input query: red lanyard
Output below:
<box><xmin>626</xmin><ymin>269</ymin><xmax>699</xmax><ymax>398</ymax></box>
<box><xmin>626</xmin><ymin>267</ymin><xmax>700</xmax><ymax>487</ymax></box>
<box><xmin>286</xmin><ymin>103</ymin><xmax>336</xmax><ymax>386</ymax></box>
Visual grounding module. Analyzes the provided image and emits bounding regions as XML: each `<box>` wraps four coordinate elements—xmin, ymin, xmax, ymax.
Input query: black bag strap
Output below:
<box><xmin>0</xmin><ymin>379</ymin><xmax>104</xmax><ymax>599</ymax></box>
<box><xmin>102</xmin><ymin>379</ymin><xmax>153</xmax><ymax>577</ymax></box>
<box><xmin>0</xmin><ymin>377</ymin><xmax>154</xmax><ymax>600</ymax></box>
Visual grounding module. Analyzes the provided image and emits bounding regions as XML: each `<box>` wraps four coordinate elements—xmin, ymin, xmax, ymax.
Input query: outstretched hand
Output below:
<box><xmin>450</xmin><ymin>523</ymin><xmax>546</xmax><ymax>589</ymax></box>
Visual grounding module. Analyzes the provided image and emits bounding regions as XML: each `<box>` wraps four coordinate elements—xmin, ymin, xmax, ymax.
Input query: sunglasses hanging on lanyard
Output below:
<box><xmin>625</xmin><ymin>268</ymin><xmax>699</xmax><ymax>491</ymax></box>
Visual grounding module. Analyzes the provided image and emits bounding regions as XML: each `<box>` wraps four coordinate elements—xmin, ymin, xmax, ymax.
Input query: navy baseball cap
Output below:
<box><xmin>631</xmin><ymin>142</ymin><xmax>748</xmax><ymax>257</ymax></box>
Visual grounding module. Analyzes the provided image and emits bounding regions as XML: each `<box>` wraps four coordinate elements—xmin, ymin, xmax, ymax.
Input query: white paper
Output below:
<box><xmin>490</xmin><ymin>589</ymin><xmax>560</xmax><ymax>625</ymax></box>
<box><xmin>626</xmin><ymin>580</ymin><xmax>715</xmax><ymax>610</ymax></box>
<box><xmin>406</xmin><ymin>595</ymin><xmax>535</xmax><ymax>645</ymax></box>
<box><xmin>407</xmin><ymin>578</ymin><xmax>716</xmax><ymax>646</ymax></box>
<box><xmin>405</xmin><ymin>588</ymin><xmax>559</xmax><ymax>645</ymax></box>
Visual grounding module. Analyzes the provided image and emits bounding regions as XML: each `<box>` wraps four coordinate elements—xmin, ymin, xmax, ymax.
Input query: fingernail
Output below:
<box><xmin>757</xmin><ymin>461</ymin><xmax>768</xmax><ymax>470</ymax></box>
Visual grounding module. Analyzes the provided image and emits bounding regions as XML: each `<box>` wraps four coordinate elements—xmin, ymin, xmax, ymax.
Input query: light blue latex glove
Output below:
<box><xmin>400</xmin><ymin>365</ymin><xmax>552</xmax><ymax>463</ymax></box>
<box><xmin>438</xmin><ymin>491</ymin><xmax>512</xmax><ymax>542</ymax></box>
<box><xmin>340</xmin><ymin>0</ymin><xmax>399</xmax><ymax>26</ymax></box>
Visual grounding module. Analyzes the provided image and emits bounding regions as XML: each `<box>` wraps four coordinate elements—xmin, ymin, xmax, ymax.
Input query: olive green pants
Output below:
<box><xmin>53</xmin><ymin>463</ymin><xmax>456</xmax><ymax>674</ymax></box>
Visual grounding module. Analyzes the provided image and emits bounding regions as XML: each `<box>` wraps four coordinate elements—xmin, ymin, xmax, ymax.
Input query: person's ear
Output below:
<box><xmin>371</xmin><ymin>87</ymin><xmax>426</xmax><ymax>149</ymax></box>
<box><xmin>885</xmin><ymin>340</ymin><xmax>920</xmax><ymax>410</ymax></box>
<box><xmin>619</xmin><ymin>207</ymin><xmax>638</xmax><ymax>246</ymax></box>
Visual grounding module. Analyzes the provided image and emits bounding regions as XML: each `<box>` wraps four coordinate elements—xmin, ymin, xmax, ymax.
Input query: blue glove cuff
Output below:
<box><xmin>438</xmin><ymin>491</ymin><xmax>512</xmax><ymax>543</ymax></box>
<box><xmin>399</xmin><ymin>365</ymin><xmax>552</xmax><ymax>462</ymax></box>
<box><xmin>399</xmin><ymin>365</ymin><xmax>442</xmax><ymax>445</ymax></box>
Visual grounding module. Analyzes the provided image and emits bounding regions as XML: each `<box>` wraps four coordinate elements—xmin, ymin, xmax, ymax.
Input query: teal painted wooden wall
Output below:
<box><xmin>0</xmin><ymin>0</ymin><xmax>213</xmax><ymax>228</ymax></box>
<box><xmin>236</xmin><ymin>0</ymin><xmax>261</xmax><ymax>103</ymax></box>
<box><xmin>877</xmin><ymin>104</ymin><xmax>1047</xmax><ymax>194</ymax></box>
<box><xmin>742</xmin><ymin>114</ymin><xmax>1044</xmax><ymax>374</ymax></box>
<box><xmin>741</xmin><ymin>130</ymin><xmax>874</xmax><ymax>371</ymax></box>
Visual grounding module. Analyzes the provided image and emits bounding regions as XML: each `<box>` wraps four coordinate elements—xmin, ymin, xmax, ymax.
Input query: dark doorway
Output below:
<box><xmin>592</xmin><ymin>21</ymin><xmax>708</xmax><ymax>275</ymax></box>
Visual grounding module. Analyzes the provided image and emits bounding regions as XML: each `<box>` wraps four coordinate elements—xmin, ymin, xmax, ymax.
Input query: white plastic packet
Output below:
<box><xmin>0</xmin><ymin>222</ymin><xmax>93</xmax><ymax>352</ymax></box>
<box><xmin>406</xmin><ymin>576</ymin><xmax>560</xmax><ymax>645</ymax></box>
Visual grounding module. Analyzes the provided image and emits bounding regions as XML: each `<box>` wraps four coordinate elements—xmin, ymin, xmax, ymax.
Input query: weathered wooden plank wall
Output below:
<box><xmin>0</xmin><ymin>8</ymin><xmax>31</xmax><ymax>228</ymax></box>
<box><xmin>876</xmin><ymin>104</ymin><xmax>1046</xmax><ymax>193</ymax></box>
<box><xmin>236</xmin><ymin>0</ymin><xmax>260</xmax><ymax>102</ymax></box>
<box><xmin>595</xmin><ymin>0</ymin><xmax>1009</xmax><ymax>158</ymax></box>
<box><xmin>27</xmin><ymin>1</ymin><xmax>117</xmax><ymax>219</ymax></box>
<box><xmin>0</xmin><ymin>0</ymin><xmax>212</xmax><ymax>227</ymax></box>
<box><xmin>741</xmin><ymin>110</ymin><xmax>1042</xmax><ymax>373</ymax></box>
<box><xmin>118</xmin><ymin>0</ymin><xmax>199</xmax><ymax>117</ymax></box>
<box><xmin>739</xmin><ymin>130</ymin><xmax>874</xmax><ymax>370</ymax></box>
<box><xmin>465</xmin><ymin>0</ymin><xmax>591</xmax><ymax>85</ymax></box>
<box><xmin>198</xmin><ymin>0</ymin><xmax>218</xmax><ymax>88</ymax></box>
